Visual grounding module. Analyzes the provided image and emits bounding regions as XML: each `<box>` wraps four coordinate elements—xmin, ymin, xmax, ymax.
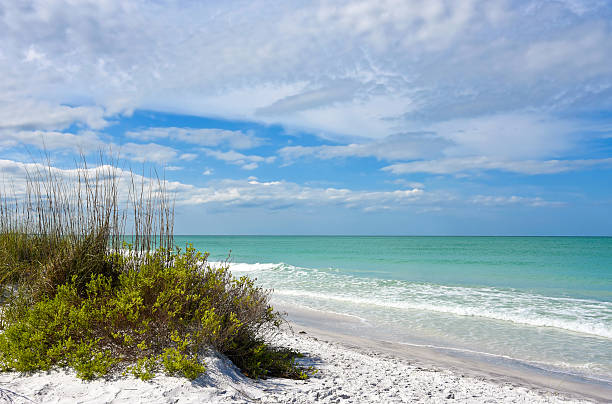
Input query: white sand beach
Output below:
<box><xmin>0</xmin><ymin>324</ymin><xmax>604</xmax><ymax>404</ymax></box>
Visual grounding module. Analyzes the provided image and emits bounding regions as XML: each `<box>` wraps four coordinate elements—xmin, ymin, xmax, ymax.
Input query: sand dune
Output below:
<box><xmin>0</xmin><ymin>328</ymin><xmax>597</xmax><ymax>404</ymax></box>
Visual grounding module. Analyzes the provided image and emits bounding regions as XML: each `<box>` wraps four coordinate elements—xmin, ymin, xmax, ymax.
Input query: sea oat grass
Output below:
<box><xmin>0</xmin><ymin>155</ymin><xmax>311</xmax><ymax>381</ymax></box>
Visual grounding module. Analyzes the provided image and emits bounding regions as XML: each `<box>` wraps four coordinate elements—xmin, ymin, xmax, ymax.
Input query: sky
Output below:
<box><xmin>1</xmin><ymin>0</ymin><xmax>611</xmax><ymax>235</ymax></box>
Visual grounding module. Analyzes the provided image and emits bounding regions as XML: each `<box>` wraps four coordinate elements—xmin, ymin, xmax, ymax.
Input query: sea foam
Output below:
<box><xmin>225</xmin><ymin>261</ymin><xmax>612</xmax><ymax>339</ymax></box>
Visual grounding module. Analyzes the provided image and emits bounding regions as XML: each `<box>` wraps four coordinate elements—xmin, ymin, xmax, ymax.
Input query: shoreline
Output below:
<box><xmin>276</xmin><ymin>302</ymin><xmax>612</xmax><ymax>403</ymax></box>
<box><xmin>286</xmin><ymin>323</ymin><xmax>611</xmax><ymax>403</ymax></box>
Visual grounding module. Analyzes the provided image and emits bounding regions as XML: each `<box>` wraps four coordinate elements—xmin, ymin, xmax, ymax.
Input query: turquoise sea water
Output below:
<box><xmin>175</xmin><ymin>236</ymin><xmax>612</xmax><ymax>382</ymax></box>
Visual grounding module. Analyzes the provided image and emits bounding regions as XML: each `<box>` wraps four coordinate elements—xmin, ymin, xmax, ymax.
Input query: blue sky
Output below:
<box><xmin>1</xmin><ymin>0</ymin><xmax>611</xmax><ymax>235</ymax></box>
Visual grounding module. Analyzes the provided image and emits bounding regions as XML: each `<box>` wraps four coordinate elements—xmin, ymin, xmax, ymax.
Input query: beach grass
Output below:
<box><xmin>0</xmin><ymin>155</ymin><xmax>310</xmax><ymax>381</ymax></box>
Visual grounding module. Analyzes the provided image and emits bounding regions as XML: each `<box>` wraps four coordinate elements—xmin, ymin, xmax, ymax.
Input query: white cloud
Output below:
<box><xmin>470</xmin><ymin>195</ymin><xmax>565</xmax><ymax>208</ymax></box>
<box><xmin>126</xmin><ymin>127</ymin><xmax>264</xmax><ymax>150</ymax></box>
<box><xmin>1</xmin><ymin>0</ymin><xmax>610</xmax><ymax>144</ymax></box>
<box><xmin>256</xmin><ymin>80</ymin><xmax>360</xmax><ymax>115</ymax></box>
<box><xmin>0</xmin><ymin>158</ymin><xmax>425</xmax><ymax>211</ymax></box>
<box><xmin>429</xmin><ymin>112</ymin><xmax>578</xmax><ymax>160</ymax></box>
<box><xmin>0</xmin><ymin>100</ymin><xmax>108</xmax><ymax>131</ymax></box>
<box><xmin>0</xmin><ymin>159</ymin><xmax>194</xmax><ymax>215</ymax></box>
<box><xmin>202</xmin><ymin>149</ymin><xmax>275</xmax><ymax>170</ymax></box>
<box><xmin>0</xmin><ymin>127</ymin><xmax>211</xmax><ymax>166</ymax></box>
<box><xmin>278</xmin><ymin>111</ymin><xmax>585</xmax><ymax>172</ymax></box>
<box><xmin>0</xmin><ymin>130</ymin><xmax>105</xmax><ymax>152</ymax></box>
<box><xmin>388</xmin><ymin>179</ymin><xmax>425</xmax><ymax>189</ymax></box>
<box><xmin>177</xmin><ymin>178</ymin><xmax>558</xmax><ymax>211</ymax></box>
<box><xmin>555</xmin><ymin>0</ymin><xmax>608</xmax><ymax>16</ymax></box>
<box><xmin>0</xmin><ymin>129</ymin><xmax>201</xmax><ymax>165</ymax></box>
<box><xmin>179</xmin><ymin>153</ymin><xmax>198</xmax><ymax>161</ymax></box>
<box><xmin>383</xmin><ymin>157</ymin><xmax>612</xmax><ymax>175</ymax></box>
<box><xmin>279</xmin><ymin>132</ymin><xmax>448</xmax><ymax>163</ymax></box>
<box><xmin>177</xmin><ymin>178</ymin><xmax>426</xmax><ymax>210</ymax></box>
<box><xmin>119</xmin><ymin>143</ymin><xmax>178</xmax><ymax>163</ymax></box>
<box><xmin>522</xmin><ymin>23</ymin><xmax>612</xmax><ymax>78</ymax></box>
<box><xmin>0</xmin><ymin>158</ymin><xmax>563</xmax><ymax>215</ymax></box>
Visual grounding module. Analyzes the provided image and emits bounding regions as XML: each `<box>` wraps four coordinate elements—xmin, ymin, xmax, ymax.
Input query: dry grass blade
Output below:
<box><xmin>0</xmin><ymin>152</ymin><xmax>175</xmax><ymax>297</ymax></box>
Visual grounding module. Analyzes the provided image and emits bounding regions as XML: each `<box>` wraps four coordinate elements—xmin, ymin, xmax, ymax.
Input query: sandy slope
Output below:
<box><xmin>0</xmin><ymin>328</ymin><xmax>597</xmax><ymax>404</ymax></box>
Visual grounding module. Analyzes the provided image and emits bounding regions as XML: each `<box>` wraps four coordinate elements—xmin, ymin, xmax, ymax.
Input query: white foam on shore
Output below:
<box><xmin>274</xmin><ymin>288</ymin><xmax>612</xmax><ymax>339</ymax></box>
<box><xmin>208</xmin><ymin>261</ymin><xmax>285</xmax><ymax>272</ymax></box>
<box><xmin>219</xmin><ymin>261</ymin><xmax>612</xmax><ymax>340</ymax></box>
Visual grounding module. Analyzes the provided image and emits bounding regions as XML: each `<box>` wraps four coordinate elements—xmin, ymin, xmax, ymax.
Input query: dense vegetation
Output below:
<box><xmin>0</xmin><ymin>156</ymin><xmax>310</xmax><ymax>381</ymax></box>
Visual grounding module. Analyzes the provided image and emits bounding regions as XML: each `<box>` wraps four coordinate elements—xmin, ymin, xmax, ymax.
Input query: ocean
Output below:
<box><xmin>174</xmin><ymin>235</ymin><xmax>612</xmax><ymax>384</ymax></box>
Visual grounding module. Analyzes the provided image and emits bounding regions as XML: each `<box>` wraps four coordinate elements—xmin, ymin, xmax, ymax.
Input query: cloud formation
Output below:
<box><xmin>0</xmin><ymin>158</ymin><xmax>425</xmax><ymax>211</ymax></box>
<box><xmin>0</xmin><ymin>101</ymin><xmax>108</xmax><ymax>131</ymax></box>
<box><xmin>0</xmin><ymin>1</ymin><xmax>610</xmax><ymax>233</ymax></box>
<box><xmin>383</xmin><ymin>157</ymin><xmax>612</xmax><ymax>175</ymax></box>
<box><xmin>469</xmin><ymin>195</ymin><xmax>565</xmax><ymax>208</ymax></box>
<box><xmin>119</xmin><ymin>143</ymin><xmax>179</xmax><ymax>163</ymax></box>
<box><xmin>280</xmin><ymin>132</ymin><xmax>449</xmax><ymax>163</ymax></box>
<box><xmin>178</xmin><ymin>178</ymin><xmax>426</xmax><ymax>211</ymax></box>
<box><xmin>201</xmin><ymin>149</ymin><xmax>275</xmax><ymax>170</ymax></box>
<box><xmin>2</xmin><ymin>0</ymin><xmax>611</xmax><ymax>140</ymax></box>
<box><xmin>0</xmin><ymin>130</ymin><xmax>105</xmax><ymax>153</ymax></box>
<box><xmin>126</xmin><ymin>128</ymin><xmax>264</xmax><ymax>150</ymax></box>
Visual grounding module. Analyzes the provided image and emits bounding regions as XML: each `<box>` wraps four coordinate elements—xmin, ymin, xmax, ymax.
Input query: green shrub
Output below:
<box><xmin>0</xmin><ymin>280</ymin><xmax>118</xmax><ymax>380</ymax></box>
<box><xmin>225</xmin><ymin>338</ymin><xmax>313</xmax><ymax>380</ymax></box>
<box><xmin>127</xmin><ymin>356</ymin><xmax>157</xmax><ymax>381</ymax></box>
<box><xmin>160</xmin><ymin>348</ymin><xmax>206</xmax><ymax>380</ymax></box>
<box><xmin>0</xmin><ymin>155</ymin><xmax>313</xmax><ymax>382</ymax></box>
<box><xmin>0</xmin><ymin>246</ymin><xmax>311</xmax><ymax>381</ymax></box>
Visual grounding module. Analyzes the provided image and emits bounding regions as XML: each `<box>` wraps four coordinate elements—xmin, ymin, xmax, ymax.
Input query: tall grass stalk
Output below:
<box><xmin>0</xmin><ymin>154</ymin><xmax>310</xmax><ymax>381</ymax></box>
<box><xmin>0</xmin><ymin>153</ymin><xmax>173</xmax><ymax>299</ymax></box>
